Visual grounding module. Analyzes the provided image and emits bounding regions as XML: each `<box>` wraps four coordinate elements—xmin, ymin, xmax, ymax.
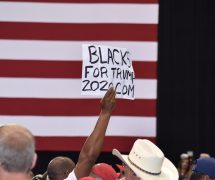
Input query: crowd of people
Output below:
<box><xmin>0</xmin><ymin>87</ymin><xmax>215</xmax><ymax>180</ymax></box>
<box><xmin>178</xmin><ymin>151</ymin><xmax>215</xmax><ymax>180</ymax></box>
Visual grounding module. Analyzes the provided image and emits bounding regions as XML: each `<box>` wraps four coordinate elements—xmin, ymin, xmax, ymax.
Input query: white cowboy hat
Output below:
<box><xmin>112</xmin><ymin>139</ymin><xmax>178</xmax><ymax>180</ymax></box>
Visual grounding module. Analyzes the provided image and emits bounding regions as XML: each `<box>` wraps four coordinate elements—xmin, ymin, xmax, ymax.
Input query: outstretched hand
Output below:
<box><xmin>100</xmin><ymin>87</ymin><xmax>116</xmax><ymax>114</ymax></box>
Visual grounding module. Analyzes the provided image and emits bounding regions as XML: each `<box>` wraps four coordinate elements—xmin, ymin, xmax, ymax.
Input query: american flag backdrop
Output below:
<box><xmin>0</xmin><ymin>0</ymin><xmax>158</xmax><ymax>152</ymax></box>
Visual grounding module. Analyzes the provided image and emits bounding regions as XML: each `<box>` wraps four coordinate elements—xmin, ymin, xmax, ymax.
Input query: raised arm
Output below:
<box><xmin>74</xmin><ymin>87</ymin><xmax>116</xmax><ymax>179</ymax></box>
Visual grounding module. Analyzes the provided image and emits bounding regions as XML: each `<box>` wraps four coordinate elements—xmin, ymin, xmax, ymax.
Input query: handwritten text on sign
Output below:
<box><xmin>81</xmin><ymin>44</ymin><xmax>135</xmax><ymax>100</ymax></box>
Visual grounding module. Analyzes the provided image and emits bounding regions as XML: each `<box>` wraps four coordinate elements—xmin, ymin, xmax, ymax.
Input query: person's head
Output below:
<box><xmin>190</xmin><ymin>158</ymin><xmax>215</xmax><ymax>180</ymax></box>
<box><xmin>0</xmin><ymin>123</ymin><xmax>37</xmax><ymax>173</ymax></box>
<box><xmin>199</xmin><ymin>153</ymin><xmax>210</xmax><ymax>159</ymax></box>
<box><xmin>47</xmin><ymin>156</ymin><xmax>75</xmax><ymax>180</ymax></box>
<box><xmin>90</xmin><ymin>163</ymin><xmax>119</xmax><ymax>180</ymax></box>
<box><xmin>179</xmin><ymin>153</ymin><xmax>189</xmax><ymax>170</ymax></box>
<box><xmin>112</xmin><ymin>139</ymin><xmax>179</xmax><ymax>180</ymax></box>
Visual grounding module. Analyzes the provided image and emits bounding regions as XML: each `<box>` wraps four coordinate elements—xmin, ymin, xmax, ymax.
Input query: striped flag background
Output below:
<box><xmin>0</xmin><ymin>0</ymin><xmax>158</xmax><ymax>152</ymax></box>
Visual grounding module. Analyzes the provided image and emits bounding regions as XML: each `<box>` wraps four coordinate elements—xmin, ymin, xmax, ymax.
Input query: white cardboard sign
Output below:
<box><xmin>81</xmin><ymin>44</ymin><xmax>135</xmax><ymax>100</ymax></box>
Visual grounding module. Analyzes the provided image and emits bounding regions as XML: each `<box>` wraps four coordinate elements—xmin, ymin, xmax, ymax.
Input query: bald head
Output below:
<box><xmin>47</xmin><ymin>156</ymin><xmax>75</xmax><ymax>180</ymax></box>
<box><xmin>0</xmin><ymin>124</ymin><xmax>36</xmax><ymax>173</ymax></box>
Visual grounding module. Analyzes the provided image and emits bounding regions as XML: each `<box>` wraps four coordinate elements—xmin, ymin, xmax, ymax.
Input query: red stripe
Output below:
<box><xmin>0</xmin><ymin>60</ymin><xmax>156</xmax><ymax>79</ymax></box>
<box><xmin>2</xmin><ymin>0</ymin><xmax>159</xmax><ymax>4</ymax></box>
<box><xmin>0</xmin><ymin>98</ymin><xmax>156</xmax><ymax>116</ymax></box>
<box><xmin>133</xmin><ymin>61</ymin><xmax>157</xmax><ymax>79</ymax></box>
<box><xmin>0</xmin><ymin>22</ymin><xmax>157</xmax><ymax>41</ymax></box>
<box><xmin>0</xmin><ymin>60</ymin><xmax>82</xmax><ymax>78</ymax></box>
<box><xmin>35</xmin><ymin>136</ymin><xmax>156</xmax><ymax>151</ymax></box>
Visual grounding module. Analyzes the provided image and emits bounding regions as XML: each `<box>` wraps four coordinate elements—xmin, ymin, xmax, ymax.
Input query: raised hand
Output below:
<box><xmin>100</xmin><ymin>87</ymin><xmax>116</xmax><ymax>114</ymax></box>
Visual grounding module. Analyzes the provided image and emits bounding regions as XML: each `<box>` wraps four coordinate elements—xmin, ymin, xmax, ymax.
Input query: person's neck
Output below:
<box><xmin>0</xmin><ymin>167</ymin><xmax>31</xmax><ymax>180</ymax></box>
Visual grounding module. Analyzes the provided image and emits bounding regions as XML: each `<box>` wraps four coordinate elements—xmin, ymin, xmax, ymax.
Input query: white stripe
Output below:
<box><xmin>0</xmin><ymin>2</ymin><xmax>158</xmax><ymax>24</ymax></box>
<box><xmin>0</xmin><ymin>115</ymin><xmax>156</xmax><ymax>136</ymax></box>
<box><xmin>0</xmin><ymin>40</ymin><xmax>157</xmax><ymax>61</ymax></box>
<box><xmin>0</xmin><ymin>78</ymin><xmax>157</xmax><ymax>99</ymax></box>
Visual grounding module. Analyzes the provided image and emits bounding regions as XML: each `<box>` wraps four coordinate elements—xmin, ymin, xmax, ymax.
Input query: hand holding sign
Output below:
<box><xmin>81</xmin><ymin>44</ymin><xmax>135</xmax><ymax>100</ymax></box>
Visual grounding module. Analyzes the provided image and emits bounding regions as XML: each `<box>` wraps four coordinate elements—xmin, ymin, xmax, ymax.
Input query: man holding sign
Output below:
<box><xmin>82</xmin><ymin>44</ymin><xmax>135</xmax><ymax>100</ymax></box>
<box><xmin>65</xmin><ymin>87</ymin><xmax>116</xmax><ymax>180</ymax></box>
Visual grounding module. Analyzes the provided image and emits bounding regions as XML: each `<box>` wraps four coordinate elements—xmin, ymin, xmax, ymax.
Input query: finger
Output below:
<box><xmin>103</xmin><ymin>86</ymin><xmax>114</xmax><ymax>99</ymax></box>
<box><xmin>109</xmin><ymin>87</ymin><xmax>116</xmax><ymax>100</ymax></box>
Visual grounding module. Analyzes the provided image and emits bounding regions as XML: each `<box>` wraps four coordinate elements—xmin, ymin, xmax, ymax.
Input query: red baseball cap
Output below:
<box><xmin>92</xmin><ymin>163</ymin><xmax>119</xmax><ymax>180</ymax></box>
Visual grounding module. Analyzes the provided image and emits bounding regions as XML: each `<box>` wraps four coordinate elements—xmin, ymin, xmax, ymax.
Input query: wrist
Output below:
<box><xmin>100</xmin><ymin>110</ymin><xmax>112</xmax><ymax>116</ymax></box>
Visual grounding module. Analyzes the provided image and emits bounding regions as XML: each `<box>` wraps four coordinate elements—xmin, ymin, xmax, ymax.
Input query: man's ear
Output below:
<box><xmin>31</xmin><ymin>153</ymin><xmax>38</xmax><ymax>169</ymax></box>
<box><xmin>65</xmin><ymin>170</ymin><xmax>71</xmax><ymax>178</ymax></box>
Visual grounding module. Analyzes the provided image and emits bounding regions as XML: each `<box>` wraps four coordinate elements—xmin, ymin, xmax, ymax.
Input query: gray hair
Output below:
<box><xmin>0</xmin><ymin>124</ymin><xmax>35</xmax><ymax>172</ymax></box>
